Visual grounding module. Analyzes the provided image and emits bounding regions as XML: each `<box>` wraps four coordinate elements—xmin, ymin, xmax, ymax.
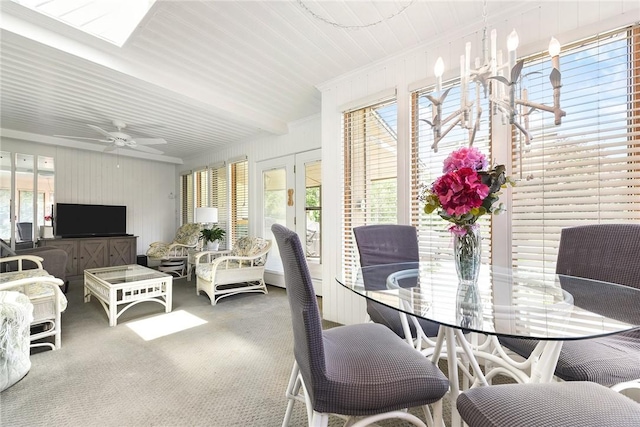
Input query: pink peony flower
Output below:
<box><xmin>432</xmin><ymin>168</ymin><xmax>489</xmax><ymax>216</ymax></box>
<box><xmin>442</xmin><ymin>147</ymin><xmax>488</xmax><ymax>173</ymax></box>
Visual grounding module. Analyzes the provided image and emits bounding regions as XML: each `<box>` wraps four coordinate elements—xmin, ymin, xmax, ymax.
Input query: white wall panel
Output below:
<box><xmin>1</xmin><ymin>139</ymin><xmax>176</xmax><ymax>255</ymax></box>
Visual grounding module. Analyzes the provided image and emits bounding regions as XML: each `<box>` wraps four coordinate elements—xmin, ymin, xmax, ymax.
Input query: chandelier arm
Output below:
<box><xmin>432</xmin><ymin>117</ymin><xmax>462</xmax><ymax>152</ymax></box>
<box><xmin>513</xmin><ymin>99</ymin><xmax>565</xmax><ymax>125</ymax></box>
<box><xmin>512</xmin><ymin>121</ymin><xmax>532</xmax><ymax>144</ymax></box>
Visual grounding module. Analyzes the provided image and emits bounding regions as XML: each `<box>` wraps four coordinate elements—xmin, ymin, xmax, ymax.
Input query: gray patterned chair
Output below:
<box><xmin>353</xmin><ymin>225</ymin><xmax>440</xmax><ymax>348</ymax></box>
<box><xmin>271</xmin><ymin>224</ymin><xmax>449</xmax><ymax>427</ymax></box>
<box><xmin>457</xmin><ymin>382</ymin><xmax>640</xmax><ymax>427</ymax></box>
<box><xmin>195</xmin><ymin>236</ymin><xmax>271</xmax><ymax>305</ymax></box>
<box><xmin>499</xmin><ymin>224</ymin><xmax>640</xmax><ymax>395</ymax></box>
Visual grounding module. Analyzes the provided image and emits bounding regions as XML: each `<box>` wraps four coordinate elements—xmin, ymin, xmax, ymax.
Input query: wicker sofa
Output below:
<box><xmin>0</xmin><ymin>256</ymin><xmax>67</xmax><ymax>350</ymax></box>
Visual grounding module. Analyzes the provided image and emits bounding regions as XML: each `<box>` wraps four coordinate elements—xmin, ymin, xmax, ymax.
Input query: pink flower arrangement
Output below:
<box><xmin>419</xmin><ymin>147</ymin><xmax>512</xmax><ymax>234</ymax></box>
<box><xmin>442</xmin><ymin>147</ymin><xmax>488</xmax><ymax>173</ymax></box>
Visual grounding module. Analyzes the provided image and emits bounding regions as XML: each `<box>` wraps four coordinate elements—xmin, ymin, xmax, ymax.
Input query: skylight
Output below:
<box><xmin>11</xmin><ymin>0</ymin><xmax>155</xmax><ymax>47</ymax></box>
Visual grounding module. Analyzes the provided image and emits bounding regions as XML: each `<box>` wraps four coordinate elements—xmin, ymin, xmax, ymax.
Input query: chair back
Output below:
<box><xmin>556</xmin><ymin>224</ymin><xmax>640</xmax><ymax>290</ymax></box>
<box><xmin>231</xmin><ymin>236</ymin><xmax>271</xmax><ymax>266</ymax></box>
<box><xmin>271</xmin><ymin>224</ymin><xmax>324</xmax><ymax>406</ymax></box>
<box><xmin>16</xmin><ymin>223</ymin><xmax>32</xmax><ymax>242</ymax></box>
<box><xmin>353</xmin><ymin>224</ymin><xmax>418</xmax><ymax>266</ymax></box>
<box><xmin>353</xmin><ymin>225</ymin><xmax>419</xmax><ymax>291</ymax></box>
<box><xmin>174</xmin><ymin>223</ymin><xmax>201</xmax><ymax>246</ymax></box>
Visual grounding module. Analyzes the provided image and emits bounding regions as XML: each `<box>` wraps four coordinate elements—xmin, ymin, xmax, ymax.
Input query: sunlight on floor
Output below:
<box><xmin>126</xmin><ymin>310</ymin><xmax>207</xmax><ymax>341</ymax></box>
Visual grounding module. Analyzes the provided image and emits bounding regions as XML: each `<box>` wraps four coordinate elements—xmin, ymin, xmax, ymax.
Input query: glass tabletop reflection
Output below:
<box><xmin>336</xmin><ymin>262</ymin><xmax>640</xmax><ymax>341</ymax></box>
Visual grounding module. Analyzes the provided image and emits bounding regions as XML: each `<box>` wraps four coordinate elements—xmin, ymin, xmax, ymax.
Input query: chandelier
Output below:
<box><xmin>424</xmin><ymin>2</ymin><xmax>565</xmax><ymax>152</ymax></box>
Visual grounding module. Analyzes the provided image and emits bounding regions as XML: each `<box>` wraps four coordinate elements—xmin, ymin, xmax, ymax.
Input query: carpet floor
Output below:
<box><xmin>0</xmin><ymin>276</ymin><xmax>486</xmax><ymax>426</ymax></box>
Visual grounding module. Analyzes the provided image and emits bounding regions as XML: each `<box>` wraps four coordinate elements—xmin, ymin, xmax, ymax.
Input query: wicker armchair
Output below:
<box><xmin>195</xmin><ymin>236</ymin><xmax>271</xmax><ymax>305</ymax></box>
<box><xmin>146</xmin><ymin>223</ymin><xmax>202</xmax><ymax>261</ymax></box>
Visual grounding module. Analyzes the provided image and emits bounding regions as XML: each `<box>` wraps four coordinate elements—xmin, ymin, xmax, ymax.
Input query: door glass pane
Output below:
<box><xmin>305</xmin><ymin>161</ymin><xmax>321</xmax><ymax>265</ymax></box>
<box><xmin>16</xmin><ymin>153</ymin><xmax>34</xmax><ymax>243</ymax></box>
<box><xmin>0</xmin><ymin>152</ymin><xmax>11</xmax><ymax>241</ymax></box>
<box><xmin>263</xmin><ymin>168</ymin><xmax>286</xmax><ymax>272</ymax></box>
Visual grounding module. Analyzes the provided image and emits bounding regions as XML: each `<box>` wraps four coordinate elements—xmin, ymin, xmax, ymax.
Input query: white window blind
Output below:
<box><xmin>410</xmin><ymin>80</ymin><xmax>492</xmax><ymax>267</ymax></box>
<box><xmin>511</xmin><ymin>25</ymin><xmax>640</xmax><ymax>274</ymax></box>
<box><xmin>180</xmin><ymin>172</ymin><xmax>193</xmax><ymax>224</ymax></box>
<box><xmin>230</xmin><ymin>159</ymin><xmax>249</xmax><ymax>243</ymax></box>
<box><xmin>209</xmin><ymin>163</ymin><xmax>228</xmax><ymax>249</ymax></box>
<box><xmin>195</xmin><ymin>168</ymin><xmax>209</xmax><ymax>211</ymax></box>
<box><xmin>342</xmin><ymin>98</ymin><xmax>398</xmax><ymax>273</ymax></box>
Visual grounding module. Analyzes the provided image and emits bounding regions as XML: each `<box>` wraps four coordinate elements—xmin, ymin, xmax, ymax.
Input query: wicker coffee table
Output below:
<box><xmin>84</xmin><ymin>264</ymin><xmax>172</xmax><ymax>326</ymax></box>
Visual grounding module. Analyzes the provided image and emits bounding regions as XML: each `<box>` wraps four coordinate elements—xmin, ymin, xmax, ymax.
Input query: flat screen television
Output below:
<box><xmin>55</xmin><ymin>203</ymin><xmax>127</xmax><ymax>238</ymax></box>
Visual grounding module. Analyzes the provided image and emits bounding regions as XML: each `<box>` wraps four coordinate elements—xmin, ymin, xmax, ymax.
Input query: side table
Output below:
<box><xmin>158</xmin><ymin>259</ymin><xmax>187</xmax><ymax>278</ymax></box>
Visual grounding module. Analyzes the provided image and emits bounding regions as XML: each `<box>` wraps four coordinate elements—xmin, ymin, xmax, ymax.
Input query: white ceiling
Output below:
<box><xmin>0</xmin><ymin>0</ymin><xmax>583</xmax><ymax>163</ymax></box>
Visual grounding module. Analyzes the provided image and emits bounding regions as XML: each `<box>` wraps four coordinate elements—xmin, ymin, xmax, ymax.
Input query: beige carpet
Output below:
<box><xmin>0</xmin><ymin>276</ymin><xmax>505</xmax><ymax>426</ymax></box>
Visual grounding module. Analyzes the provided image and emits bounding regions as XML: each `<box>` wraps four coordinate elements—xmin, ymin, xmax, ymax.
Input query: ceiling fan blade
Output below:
<box><xmin>131</xmin><ymin>138</ymin><xmax>167</xmax><ymax>145</ymax></box>
<box><xmin>131</xmin><ymin>144</ymin><xmax>164</xmax><ymax>155</ymax></box>
<box><xmin>54</xmin><ymin>135</ymin><xmax>105</xmax><ymax>141</ymax></box>
<box><xmin>88</xmin><ymin>124</ymin><xmax>114</xmax><ymax>138</ymax></box>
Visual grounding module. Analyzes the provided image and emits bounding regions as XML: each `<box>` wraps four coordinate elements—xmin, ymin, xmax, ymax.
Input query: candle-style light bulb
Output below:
<box><xmin>548</xmin><ymin>37</ymin><xmax>561</xmax><ymax>57</ymax></box>
<box><xmin>507</xmin><ymin>29</ymin><xmax>519</xmax><ymax>79</ymax></box>
<box><xmin>434</xmin><ymin>57</ymin><xmax>444</xmax><ymax>92</ymax></box>
<box><xmin>434</xmin><ymin>57</ymin><xmax>444</xmax><ymax>77</ymax></box>
<box><xmin>507</xmin><ymin>29</ymin><xmax>519</xmax><ymax>52</ymax></box>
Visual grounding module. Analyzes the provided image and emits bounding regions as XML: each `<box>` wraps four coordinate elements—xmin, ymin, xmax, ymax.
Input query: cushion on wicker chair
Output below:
<box><xmin>146</xmin><ymin>223</ymin><xmax>201</xmax><ymax>259</ymax></box>
<box><xmin>457</xmin><ymin>381</ymin><xmax>640</xmax><ymax>427</ymax></box>
<box><xmin>230</xmin><ymin>237</ymin><xmax>269</xmax><ymax>266</ymax></box>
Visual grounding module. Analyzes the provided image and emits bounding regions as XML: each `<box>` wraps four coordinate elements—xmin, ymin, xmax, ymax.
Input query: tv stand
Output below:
<box><xmin>38</xmin><ymin>235</ymin><xmax>137</xmax><ymax>279</ymax></box>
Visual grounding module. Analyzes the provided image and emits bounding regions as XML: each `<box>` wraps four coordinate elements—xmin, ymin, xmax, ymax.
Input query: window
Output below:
<box><xmin>180</xmin><ymin>171</ymin><xmax>193</xmax><ymax>224</ymax></box>
<box><xmin>230</xmin><ymin>159</ymin><xmax>249</xmax><ymax>243</ymax></box>
<box><xmin>342</xmin><ymin>98</ymin><xmax>398</xmax><ymax>272</ymax></box>
<box><xmin>195</xmin><ymin>168</ymin><xmax>209</xmax><ymax>212</ymax></box>
<box><xmin>410</xmin><ymin>77</ymin><xmax>492</xmax><ymax>268</ymax></box>
<box><xmin>11</xmin><ymin>0</ymin><xmax>156</xmax><ymax>47</ymax></box>
<box><xmin>209</xmin><ymin>163</ymin><xmax>228</xmax><ymax>248</ymax></box>
<box><xmin>510</xmin><ymin>25</ymin><xmax>640</xmax><ymax>274</ymax></box>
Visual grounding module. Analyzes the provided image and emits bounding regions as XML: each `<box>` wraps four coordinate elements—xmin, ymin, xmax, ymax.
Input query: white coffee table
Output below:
<box><xmin>84</xmin><ymin>264</ymin><xmax>172</xmax><ymax>327</ymax></box>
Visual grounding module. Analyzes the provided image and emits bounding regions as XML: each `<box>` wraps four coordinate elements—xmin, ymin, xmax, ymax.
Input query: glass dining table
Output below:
<box><xmin>336</xmin><ymin>262</ymin><xmax>640</xmax><ymax>426</ymax></box>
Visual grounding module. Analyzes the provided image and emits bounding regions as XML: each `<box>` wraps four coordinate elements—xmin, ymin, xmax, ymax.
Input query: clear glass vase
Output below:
<box><xmin>456</xmin><ymin>281</ymin><xmax>483</xmax><ymax>329</ymax></box>
<box><xmin>453</xmin><ymin>226</ymin><xmax>481</xmax><ymax>285</ymax></box>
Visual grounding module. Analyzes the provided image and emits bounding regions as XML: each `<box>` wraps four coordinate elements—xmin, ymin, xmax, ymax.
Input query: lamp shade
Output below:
<box><xmin>195</xmin><ymin>207</ymin><xmax>218</xmax><ymax>223</ymax></box>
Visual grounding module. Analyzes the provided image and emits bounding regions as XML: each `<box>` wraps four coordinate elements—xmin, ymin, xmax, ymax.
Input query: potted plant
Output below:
<box><xmin>200</xmin><ymin>227</ymin><xmax>226</xmax><ymax>251</ymax></box>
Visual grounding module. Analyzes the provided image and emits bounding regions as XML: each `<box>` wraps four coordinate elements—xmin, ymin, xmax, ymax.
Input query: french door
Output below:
<box><xmin>257</xmin><ymin>150</ymin><xmax>322</xmax><ymax>295</ymax></box>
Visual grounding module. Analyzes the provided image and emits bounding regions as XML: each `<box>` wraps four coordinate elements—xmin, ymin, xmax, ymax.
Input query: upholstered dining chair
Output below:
<box><xmin>457</xmin><ymin>381</ymin><xmax>640</xmax><ymax>427</ymax></box>
<box><xmin>499</xmin><ymin>224</ymin><xmax>640</xmax><ymax>395</ymax></box>
<box><xmin>16</xmin><ymin>222</ymin><xmax>32</xmax><ymax>242</ymax></box>
<box><xmin>271</xmin><ymin>224</ymin><xmax>449</xmax><ymax>427</ymax></box>
<box><xmin>353</xmin><ymin>225</ymin><xmax>440</xmax><ymax>348</ymax></box>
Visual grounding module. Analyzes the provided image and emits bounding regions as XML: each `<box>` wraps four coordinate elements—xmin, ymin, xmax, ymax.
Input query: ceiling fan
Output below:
<box><xmin>55</xmin><ymin>119</ymin><xmax>167</xmax><ymax>155</ymax></box>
